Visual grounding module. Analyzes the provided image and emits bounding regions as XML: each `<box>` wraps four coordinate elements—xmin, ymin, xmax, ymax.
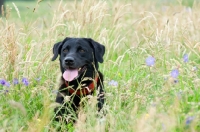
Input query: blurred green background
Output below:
<box><xmin>0</xmin><ymin>0</ymin><xmax>197</xmax><ymax>15</ymax></box>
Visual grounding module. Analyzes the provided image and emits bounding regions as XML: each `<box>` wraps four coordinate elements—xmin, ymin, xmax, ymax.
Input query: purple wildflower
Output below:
<box><xmin>5</xmin><ymin>82</ymin><xmax>10</xmax><ymax>87</ymax></box>
<box><xmin>108</xmin><ymin>80</ymin><xmax>118</xmax><ymax>87</ymax></box>
<box><xmin>4</xmin><ymin>89</ymin><xmax>9</xmax><ymax>94</ymax></box>
<box><xmin>183</xmin><ymin>54</ymin><xmax>189</xmax><ymax>63</ymax></box>
<box><xmin>0</xmin><ymin>79</ymin><xmax>6</xmax><ymax>86</ymax></box>
<box><xmin>174</xmin><ymin>79</ymin><xmax>179</xmax><ymax>83</ymax></box>
<box><xmin>185</xmin><ymin>116</ymin><xmax>195</xmax><ymax>125</ymax></box>
<box><xmin>171</xmin><ymin>69</ymin><xmax>179</xmax><ymax>78</ymax></box>
<box><xmin>13</xmin><ymin>78</ymin><xmax>19</xmax><ymax>85</ymax></box>
<box><xmin>145</xmin><ymin>56</ymin><xmax>155</xmax><ymax>66</ymax></box>
<box><xmin>35</xmin><ymin>77</ymin><xmax>41</xmax><ymax>82</ymax></box>
<box><xmin>22</xmin><ymin>77</ymin><xmax>29</xmax><ymax>86</ymax></box>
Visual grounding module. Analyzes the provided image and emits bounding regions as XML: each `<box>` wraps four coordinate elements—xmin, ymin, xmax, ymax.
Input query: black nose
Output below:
<box><xmin>64</xmin><ymin>57</ymin><xmax>74</xmax><ymax>66</ymax></box>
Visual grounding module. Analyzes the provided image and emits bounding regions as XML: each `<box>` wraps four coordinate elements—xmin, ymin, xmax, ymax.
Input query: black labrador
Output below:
<box><xmin>52</xmin><ymin>37</ymin><xmax>105</xmax><ymax>123</ymax></box>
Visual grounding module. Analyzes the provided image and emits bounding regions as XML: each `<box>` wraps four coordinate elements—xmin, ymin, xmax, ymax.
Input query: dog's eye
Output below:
<box><xmin>79</xmin><ymin>49</ymin><xmax>85</xmax><ymax>53</ymax></box>
<box><xmin>63</xmin><ymin>49</ymin><xmax>68</xmax><ymax>53</ymax></box>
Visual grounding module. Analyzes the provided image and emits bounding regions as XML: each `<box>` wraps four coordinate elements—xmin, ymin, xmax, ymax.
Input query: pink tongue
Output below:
<box><xmin>63</xmin><ymin>69</ymin><xmax>79</xmax><ymax>81</ymax></box>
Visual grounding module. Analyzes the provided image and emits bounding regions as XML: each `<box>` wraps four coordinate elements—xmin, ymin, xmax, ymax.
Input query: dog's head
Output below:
<box><xmin>52</xmin><ymin>37</ymin><xmax>105</xmax><ymax>82</ymax></box>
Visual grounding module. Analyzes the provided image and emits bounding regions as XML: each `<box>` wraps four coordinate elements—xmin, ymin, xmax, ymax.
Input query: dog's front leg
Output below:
<box><xmin>54</xmin><ymin>84</ymin><xmax>68</xmax><ymax>122</ymax></box>
<box><xmin>97</xmin><ymin>86</ymin><xmax>105</xmax><ymax>112</ymax></box>
<box><xmin>97</xmin><ymin>72</ymin><xmax>105</xmax><ymax>112</ymax></box>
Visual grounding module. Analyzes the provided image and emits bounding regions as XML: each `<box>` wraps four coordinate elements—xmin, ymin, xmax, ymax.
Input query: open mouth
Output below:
<box><xmin>63</xmin><ymin>66</ymin><xmax>87</xmax><ymax>81</ymax></box>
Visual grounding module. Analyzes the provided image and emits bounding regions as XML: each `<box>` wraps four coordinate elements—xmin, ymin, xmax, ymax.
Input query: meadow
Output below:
<box><xmin>0</xmin><ymin>0</ymin><xmax>199</xmax><ymax>131</ymax></box>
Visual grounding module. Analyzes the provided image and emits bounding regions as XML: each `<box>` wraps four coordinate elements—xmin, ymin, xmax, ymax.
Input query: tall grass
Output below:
<box><xmin>0</xmin><ymin>0</ymin><xmax>199</xmax><ymax>131</ymax></box>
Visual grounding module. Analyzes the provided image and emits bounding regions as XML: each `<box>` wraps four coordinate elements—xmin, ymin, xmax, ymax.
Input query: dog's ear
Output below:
<box><xmin>87</xmin><ymin>38</ymin><xmax>105</xmax><ymax>63</ymax></box>
<box><xmin>51</xmin><ymin>42</ymin><xmax>62</xmax><ymax>61</ymax></box>
<box><xmin>52</xmin><ymin>37</ymin><xmax>71</xmax><ymax>61</ymax></box>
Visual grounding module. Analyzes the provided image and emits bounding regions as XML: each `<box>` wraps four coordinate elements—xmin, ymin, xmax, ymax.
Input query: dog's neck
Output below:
<box><xmin>60</xmin><ymin>63</ymin><xmax>99</xmax><ymax>95</ymax></box>
<box><xmin>64</xmin><ymin>73</ymin><xmax>99</xmax><ymax>96</ymax></box>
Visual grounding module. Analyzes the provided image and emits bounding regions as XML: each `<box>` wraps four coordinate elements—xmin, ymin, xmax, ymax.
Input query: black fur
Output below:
<box><xmin>52</xmin><ymin>37</ymin><xmax>105</xmax><ymax>123</ymax></box>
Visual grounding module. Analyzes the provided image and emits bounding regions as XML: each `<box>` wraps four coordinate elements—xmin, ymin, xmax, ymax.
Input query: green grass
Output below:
<box><xmin>0</xmin><ymin>0</ymin><xmax>200</xmax><ymax>131</ymax></box>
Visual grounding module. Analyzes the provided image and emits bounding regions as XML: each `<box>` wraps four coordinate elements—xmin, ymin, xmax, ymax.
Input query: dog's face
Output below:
<box><xmin>52</xmin><ymin>37</ymin><xmax>105</xmax><ymax>82</ymax></box>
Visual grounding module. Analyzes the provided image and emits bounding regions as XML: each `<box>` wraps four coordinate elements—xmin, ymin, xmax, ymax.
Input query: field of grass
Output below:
<box><xmin>0</xmin><ymin>0</ymin><xmax>200</xmax><ymax>131</ymax></box>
